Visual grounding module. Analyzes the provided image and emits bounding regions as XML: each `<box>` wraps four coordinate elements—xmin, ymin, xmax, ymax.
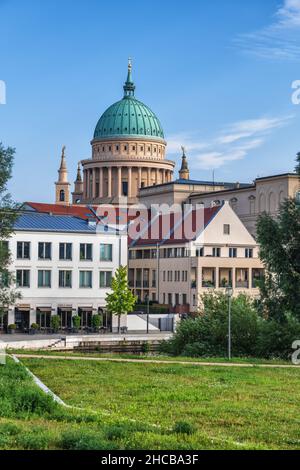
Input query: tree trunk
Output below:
<box><xmin>118</xmin><ymin>315</ymin><xmax>120</xmax><ymax>334</ymax></box>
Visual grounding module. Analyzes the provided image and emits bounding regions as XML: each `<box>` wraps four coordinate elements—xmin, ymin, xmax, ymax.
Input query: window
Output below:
<box><xmin>212</xmin><ymin>247</ymin><xmax>221</xmax><ymax>257</ymax></box>
<box><xmin>224</xmin><ymin>224</ymin><xmax>230</xmax><ymax>235</ymax></box>
<box><xmin>196</xmin><ymin>247</ymin><xmax>204</xmax><ymax>257</ymax></box>
<box><xmin>163</xmin><ymin>271</ymin><xmax>166</xmax><ymax>282</ymax></box>
<box><xmin>122</xmin><ymin>181</ymin><xmax>128</xmax><ymax>196</ymax></box>
<box><xmin>17</xmin><ymin>242</ymin><xmax>30</xmax><ymax>259</ymax></box>
<box><xmin>100</xmin><ymin>271</ymin><xmax>112</xmax><ymax>288</ymax></box>
<box><xmin>100</xmin><ymin>244</ymin><xmax>112</xmax><ymax>262</ymax></box>
<box><xmin>38</xmin><ymin>242</ymin><xmax>51</xmax><ymax>260</ymax></box>
<box><xmin>245</xmin><ymin>248</ymin><xmax>253</xmax><ymax>258</ymax></box>
<box><xmin>59</xmin><ymin>243</ymin><xmax>72</xmax><ymax>260</ymax></box>
<box><xmin>59</xmin><ymin>270</ymin><xmax>72</xmax><ymax>288</ymax></box>
<box><xmin>182</xmin><ymin>294</ymin><xmax>187</xmax><ymax>305</ymax></box>
<box><xmin>38</xmin><ymin>270</ymin><xmax>51</xmax><ymax>288</ymax></box>
<box><xmin>59</xmin><ymin>190</ymin><xmax>65</xmax><ymax>202</ymax></box>
<box><xmin>16</xmin><ymin>270</ymin><xmax>30</xmax><ymax>288</ymax></box>
<box><xmin>229</xmin><ymin>248</ymin><xmax>237</xmax><ymax>258</ymax></box>
<box><xmin>80</xmin><ymin>244</ymin><xmax>93</xmax><ymax>261</ymax></box>
<box><xmin>79</xmin><ymin>271</ymin><xmax>92</xmax><ymax>288</ymax></box>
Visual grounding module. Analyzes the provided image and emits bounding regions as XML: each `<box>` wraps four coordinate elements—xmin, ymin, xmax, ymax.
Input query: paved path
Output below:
<box><xmin>14</xmin><ymin>354</ymin><xmax>300</xmax><ymax>369</ymax></box>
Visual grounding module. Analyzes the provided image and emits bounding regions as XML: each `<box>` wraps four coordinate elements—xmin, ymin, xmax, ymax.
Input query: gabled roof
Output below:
<box><xmin>130</xmin><ymin>206</ymin><xmax>221</xmax><ymax>247</ymax></box>
<box><xmin>23</xmin><ymin>202</ymin><xmax>97</xmax><ymax>220</ymax></box>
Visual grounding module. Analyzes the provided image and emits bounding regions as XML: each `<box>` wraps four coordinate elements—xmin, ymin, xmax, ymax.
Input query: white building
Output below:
<box><xmin>4</xmin><ymin>211</ymin><xmax>127</xmax><ymax>332</ymax></box>
<box><xmin>129</xmin><ymin>202</ymin><xmax>264</xmax><ymax>312</ymax></box>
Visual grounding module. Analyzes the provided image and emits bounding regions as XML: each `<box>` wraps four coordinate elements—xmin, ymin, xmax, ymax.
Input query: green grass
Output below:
<box><xmin>10</xmin><ymin>349</ymin><xmax>293</xmax><ymax>365</ymax></box>
<box><xmin>16</xmin><ymin>356</ymin><xmax>300</xmax><ymax>450</ymax></box>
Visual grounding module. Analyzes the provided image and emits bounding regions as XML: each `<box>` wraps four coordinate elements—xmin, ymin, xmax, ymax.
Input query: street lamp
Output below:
<box><xmin>225</xmin><ymin>286</ymin><xmax>233</xmax><ymax>360</ymax></box>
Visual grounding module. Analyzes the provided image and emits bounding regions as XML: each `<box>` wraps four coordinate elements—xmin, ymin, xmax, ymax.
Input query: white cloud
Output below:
<box><xmin>167</xmin><ymin>115</ymin><xmax>292</xmax><ymax>171</ymax></box>
<box><xmin>235</xmin><ymin>1</ymin><xmax>300</xmax><ymax>60</ymax></box>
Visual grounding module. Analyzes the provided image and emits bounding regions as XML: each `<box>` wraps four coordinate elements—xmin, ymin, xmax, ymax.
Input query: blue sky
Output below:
<box><xmin>1</xmin><ymin>0</ymin><xmax>300</xmax><ymax>202</ymax></box>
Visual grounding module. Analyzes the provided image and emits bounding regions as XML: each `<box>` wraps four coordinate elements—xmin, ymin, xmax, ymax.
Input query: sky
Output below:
<box><xmin>1</xmin><ymin>0</ymin><xmax>300</xmax><ymax>202</ymax></box>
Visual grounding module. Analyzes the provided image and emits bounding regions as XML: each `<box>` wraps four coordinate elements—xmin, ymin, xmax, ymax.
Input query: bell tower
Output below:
<box><xmin>55</xmin><ymin>146</ymin><xmax>71</xmax><ymax>205</ymax></box>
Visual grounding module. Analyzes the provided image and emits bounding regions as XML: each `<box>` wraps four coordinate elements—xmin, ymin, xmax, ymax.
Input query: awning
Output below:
<box><xmin>16</xmin><ymin>305</ymin><xmax>31</xmax><ymax>312</ymax></box>
<box><xmin>57</xmin><ymin>305</ymin><xmax>74</xmax><ymax>312</ymax></box>
<box><xmin>36</xmin><ymin>307</ymin><xmax>53</xmax><ymax>313</ymax></box>
<box><xmin>78</xmin><ymin>306</ymin><xmax>93</xmax><ymax>311</ymax></box>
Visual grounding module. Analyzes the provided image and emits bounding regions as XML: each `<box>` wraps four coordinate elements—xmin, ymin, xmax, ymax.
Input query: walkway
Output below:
<box><xmin>14</xmin><ymin>354</ymin><xmax>300</xmax><ymax>369</ymax></box>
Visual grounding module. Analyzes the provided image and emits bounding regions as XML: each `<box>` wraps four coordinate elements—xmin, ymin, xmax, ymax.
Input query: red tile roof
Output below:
<box><xmin>24</xmin><ymin>202</ymin><xmax>97</xmax><ymax>220</ymax></box>
<box><xmin>130</xmin><ymin>206</ymin><xmax>221</xmax><ymax>247</ymax></box>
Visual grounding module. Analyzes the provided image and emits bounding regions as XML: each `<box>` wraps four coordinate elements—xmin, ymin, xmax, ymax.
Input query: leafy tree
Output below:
<box><xmin>295</xmin><ymin>152</ymin><xmax>300</xmax><ymax>176</ymax></box>
<box><xmin>0</xmin><ymin>143</ymin><xmax>20</xmax><ymax>325</ymax></box>
<box><xmin>161</xmin><ymin>292</ymin><xmax>258</xmax><ymax>357</ymax></box>
<box><xmin>256</xmin><ymin>198</ymin><xmax>300</xmax><ymax>321</ymax></box>
<box><xmin>105</xmin><ymin>266</ymin><xmax>137</xmax><ymax>333</ymax></box>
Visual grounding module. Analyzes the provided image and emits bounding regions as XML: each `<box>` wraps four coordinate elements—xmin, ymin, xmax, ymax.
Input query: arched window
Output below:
<box><xmin>59</xmin><ymin>190</ymin><xmax>65</xmax><ymax>202</ymax></box>
<box><xmin>230</xmin><ymin>197</ymin><xmax>238</xmax><ymax>212</ymax></box>
<box><xmin>259</xmin><ymin>193</ymin><xmax>266</xmax><ymax>213</ymax></box>
<box><xmin>268</xmin><ymin>192</ymin><xmax>276</xmax><ymax>214</ymax></box>
<box><xmin>249</xmin><ymin>196</ymin><xmax>256</xmax><ymax>215</ymax></box>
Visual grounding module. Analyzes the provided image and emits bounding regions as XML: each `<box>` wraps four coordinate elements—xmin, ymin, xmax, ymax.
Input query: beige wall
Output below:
<box><xmin>189</xmin><ymin>174</ymin><xmax>300</xmax><ymax>237</ymax></box>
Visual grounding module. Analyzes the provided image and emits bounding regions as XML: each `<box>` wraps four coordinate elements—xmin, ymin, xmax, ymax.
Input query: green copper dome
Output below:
<box><xmin>93</xmin><ymin>62</ymin><xmax>165</xmax><ymax>141</ymax></box>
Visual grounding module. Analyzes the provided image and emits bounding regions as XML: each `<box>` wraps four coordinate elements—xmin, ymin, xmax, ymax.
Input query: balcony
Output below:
<box><xmin>219</xmin><ymin>269</ymin><xmax>233</xmax><ymax>288</ymax></box>
<box><xmin>236</xmin><ymin>269</ymin><xmax>249</xmax><ymax>289</ymax></box>
<box><xmin>202</xmin><ymin>268</ymin><xmax>216</xmax><ymax>288</ymax></box>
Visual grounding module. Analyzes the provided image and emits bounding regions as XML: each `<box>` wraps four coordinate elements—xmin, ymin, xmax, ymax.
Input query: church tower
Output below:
<box><xmin>55</xmin><ymin>146</ymin><xmax>71</xmax><ymax>205</ymax></box>
<box><xmin>179</xmin><ymin>146</ymin><xmax>190</xmax><ymax>180</ymax></box>
<box><xmin>72</xmin><ymin>162</ymin><xmax>84</xmax><ymax>204</ymax></box>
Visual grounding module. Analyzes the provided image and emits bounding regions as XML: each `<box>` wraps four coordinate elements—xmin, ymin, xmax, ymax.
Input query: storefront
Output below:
<box><xmin>36</xmin><ymin>307</ymin><xmax>52</xmax><ymax>331</ymax></box>
<box><xmin>15</xmin><ymin>306</ymin><xmax>30</xmax><ymax>331</ymax></box>
<box><xmin>57</xmin><ymin>306</ymin><xmax>73</xmax><ymax>330</ymax></box>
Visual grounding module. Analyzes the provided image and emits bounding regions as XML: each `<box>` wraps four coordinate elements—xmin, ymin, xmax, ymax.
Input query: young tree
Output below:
<box><xmin>257</xmin><ymin>200</ymin><xmax>300</xmax><ymax>321</ymax></box>
<box><xmin>105</xmin><ymin>266</ymin><xmax>137</xmax><ymax>333</ymax></box>
<box><xmin>0</xmin><ymin>143</ymin><xmax>20</xmax><ymax>326</ymax></box>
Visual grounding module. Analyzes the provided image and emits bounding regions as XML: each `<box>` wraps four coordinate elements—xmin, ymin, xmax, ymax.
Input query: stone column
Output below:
<box><xmin>99</xmin><ymin>168</ymin><xmax>103</xmax><ymax>198</ymax></box>
<box><xmin>162</xmin><ymin>170</ymin><xmax>165</xmax><ymax>184</ymax></box>
<box><xmin>118</xmin><ymin>167</ymin><xmax>122</xmax><ymax>196</ymax></box>
<box><xmin>155</xmin><ymin>169</ymin><xmax>159</xmax><ymax>185</ymax></box>
<box><xmin>108</xmin><ymin>167</ymin><xmax>112</xmax><ymax>198</ymax></box>
<box><xmin>138</xmin><ymin>167</ymin><xmax>142</xmax><ymax>190</ymax></box>
<box><xmin>128</xmin><ymin>167</ymin><xmax>132</xmax><ymax>198</ymax></box>
<box><xmin>147</xmin><ymin>168</ymin><xmax>151</xmax><ymax>187</ymax></box>
<box><xmin>92</xmin><ymin>168</ymin><xmax>96</xmax><ymax>199</ymax></box>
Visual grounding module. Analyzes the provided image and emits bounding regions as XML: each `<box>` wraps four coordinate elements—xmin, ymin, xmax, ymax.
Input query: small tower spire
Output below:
<box><xmin>72</xmin><ymin>161</ymin><xmax>84</xmax><ymax>204</ymax></box>
<box><xmin>179</xmin><ymin>146</ymin><xmax>190</xmax><ymax>180</ymax></box>
<box><xmin>123</xmin><ymin>57</ymin><xmax>135</xmax><ymax>97</ymax></box>
<box><xmin>55</xmin><ymin>146</ymin><xmax>71</xmax><ymax>205</ymax></box>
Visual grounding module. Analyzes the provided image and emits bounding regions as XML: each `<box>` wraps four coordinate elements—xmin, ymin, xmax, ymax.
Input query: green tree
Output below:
<box><xmin>161</xmin><ymin>292</ymin><xmax>258</xmax><ymax>357</ymax></box>
<box><xmin>257</xmin><ymin>184</ymin><xmax>300</xmax><ymax>321</ymax></box>
<box><xmin>0</xmin><ymin>144</ymin><xmax>20</xmax><ymax>325</ymax></box>
<box><xmin>295</xmin><ymin>152</ymin><xmax>300</xmax><ymax>176</ymax></box>
<box><xmin>105</xmin><ymin>266</ymin><xmax>137</xmax><ymax>333</ymax></box>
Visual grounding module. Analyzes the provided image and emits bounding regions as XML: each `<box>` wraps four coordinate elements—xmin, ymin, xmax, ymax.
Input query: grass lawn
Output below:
<box><xmin>10</xmin><ymin>349</ymin><xmax>293</xmax><ymax>365</ymax></box>
<box><xmin>16</xmin><ymin>356</ymin><xmax>300</xmax><ymax>450</ymax></box>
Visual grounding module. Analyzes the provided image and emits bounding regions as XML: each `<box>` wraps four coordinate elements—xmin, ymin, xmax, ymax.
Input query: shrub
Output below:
<box><xmin>8</xmin><ymin>324</ymin><xmax>16</xmax><ymax>330</ymax></box>
<box><xmin>59</xmin><ymin>430</ymin><xmax>120</xmax><ymax>450</ymax></box>
<box><xmin>30</xmin><ymin>323</ymin><xmax>39</xmax><ymax>330</ymax></box>
<box><xmin>92</xmin><ymin>315</ymin><xmax>103</xmax><ymax>330</ymax></box>
<box><xmin>172</xmin><ymin>421</ymin><xmax>196</xmax><ymax>435</ymax></box>
<box><xmin>50</xmin><ymin>315</ymin><xmax>60</xmax><ymax>333</ymax></box>
<box><xmin>17</xmin><ymin>430</ymin><xmax>50</xmax><ymax>450</ymax></box>
<box><xmin>255</xmin><ymin>314</ymin><xmax>300</xmax><ymax>359</ymax></box>
<box><xmin>72</xmin><ymin>315</ymin><xmax>81</xmax><ymax>329</ymax></box>
<box><xmin>161</xmin><ymin>292</ymin><xmax>259</xmax><ymax>357</ymax></box>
